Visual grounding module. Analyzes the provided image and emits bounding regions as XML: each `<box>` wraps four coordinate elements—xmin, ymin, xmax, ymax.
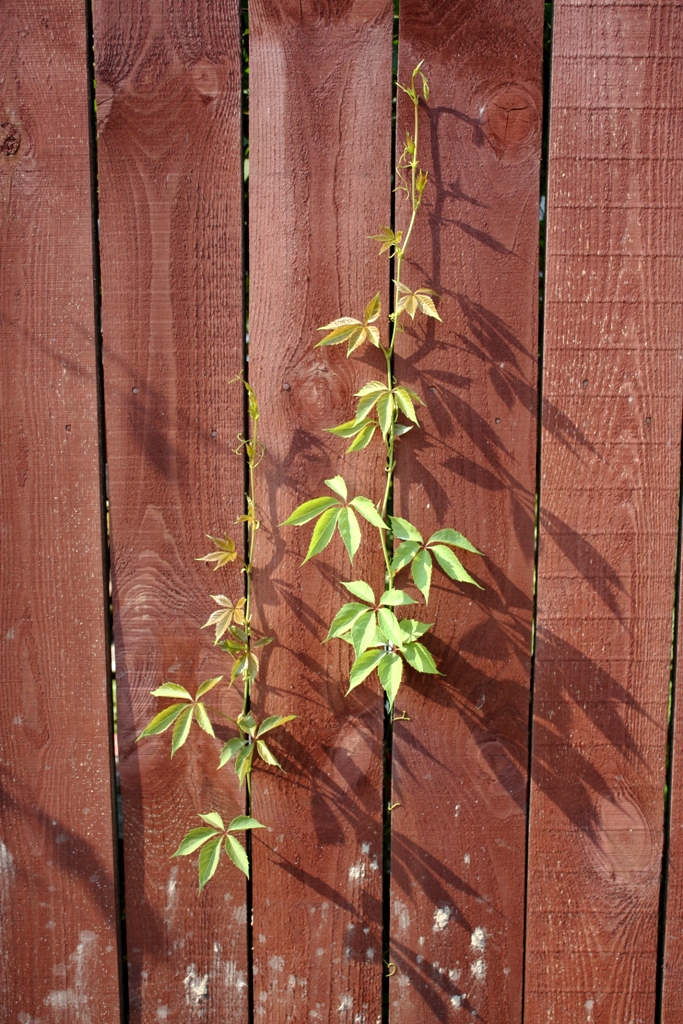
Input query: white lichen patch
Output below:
<box><xmin>184</xmin><ymin>965</ymin><xmax>209</xmax><ymax>1005</ymax></box>
<box><xmin>393</xmin><ymin>900</ymin><xmax>411</xmax><ymax>932</ymax></box>
<box><xmin>224</xmin><ymin>960</ymin><xmax>247</xmax><ymax>994</ymax></box>
<box><xmin>338</xmin><ymin>992</ymin><xmax>353</xmax><ymax>1011</ymax></box>
<box><xmin>463</xmin><ymin>853</ymin><xmax>471</xmax><ymax>866</ymax></box>
<box><xmin>361</xmin><ymin>842</ymin><xmax>371</xmax><ymax>854</ymax></box>
<box><xmin>470</xmin><ymin>927</ymin><xmax>486</xmax><ymax>952</ymax></box>
<box><xmin>349</xmin><ymin>862</ymin><xmax>366</xmax><ymax>881</ymax></box>
<box><xmin>451</xmin><ymin>994</ymin><xmax>463</xmax><ymax>1009</ymax></box>
<box><xmin>269</xmin><ymin>956</ymin><xmax>284</xmax><ymax>972</ymax></box>
<box><xmin>433</xmin><ymin>906</ymin><xmax>452</xmax><ymax>932</ymax></box>
<box><xmin>470</xmin><ymin>958</ymin><xmax>487</xmax><ymax>982</ymax></box>
<box><xmin>449</xmin><ymin>967</ymin><xmax>461</xmax><ymax>982</ymax></box>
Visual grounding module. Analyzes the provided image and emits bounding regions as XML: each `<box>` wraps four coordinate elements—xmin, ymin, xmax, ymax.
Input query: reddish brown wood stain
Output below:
<box><xmin>93</xmin><ymin>1</ymin><xmax>247</xmax><ymax>1019</ymax></box>
<box><xmin>0</xmin><ymin>2</ymin><xmax>121</xmax><ymax>1018</ymax></box>
<box><xmin>390</xmin><ymin>3</ymin><xmax>543</xmax><ymax>1021</ymax></box>
<box><xmin>525</xmin><ymin>2</ymin><xmax>683</xmax><ymax>1022</ymax></box>
<box><xmin>248</xmin><ymin>2</ymin><xmax>393</xmax><ymax>1022</ymax></box>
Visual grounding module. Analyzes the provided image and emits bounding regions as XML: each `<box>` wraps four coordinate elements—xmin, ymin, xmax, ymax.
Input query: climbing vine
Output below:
<box><xmin>137</xmin><ymin>64</ymin><xmax>482</xmax><ymax>893</ymax></box>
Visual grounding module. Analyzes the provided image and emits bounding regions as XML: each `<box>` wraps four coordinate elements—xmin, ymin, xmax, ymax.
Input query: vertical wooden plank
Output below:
<box><xmin>389</xmin><ymin>4</ymin><xmax>543</xmax><ymax>1021</ymax></box>
<box><xmin>664</xmin><ymin>505</ymin><xmax>683</xmax><ymax>1020</ymax></box>
<box><xmin>0</xmin><ymin>1</ymin><xmax>121</xmax><ymax>1019</ymax></box>
<box><xmin>93</xmin><ymin>2</ymin><xmax>246</xmax><ymax>1019</ymax></box>
<box><xmin>248</xmin><ymin>3</ymin><xmax>392</xmax><ymax>1022</ymax></box>
<box><xmin>526</xmin><ymin>2</ymin><xmax>683</xmax><ymax>1021</ymax></box>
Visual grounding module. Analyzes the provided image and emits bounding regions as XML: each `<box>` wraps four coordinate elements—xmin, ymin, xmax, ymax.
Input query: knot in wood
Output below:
<box><xmin>1</xmin><ymin>123</ymin><xmax>20</xmax><ymax>156</ymax></box>
<box><xmin>480</xmin><ymin>84</ymin><xmax>539</xmax><ymax>164</ymax></box>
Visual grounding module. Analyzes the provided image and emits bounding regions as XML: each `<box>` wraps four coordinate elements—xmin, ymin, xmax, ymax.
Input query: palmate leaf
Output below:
<box><xmin>197</xmin><ymin>534</ymin><xmax>239</xmax><ymax>570</ymax></box>
<box><xmin>370</xmin><ymin>225</ymin><xmax>402</xmax><ymax>255</ymax></box>
<box><xmin>396</xmin><ymin>283</ymin><xmax>442</xmax><ymax>321</ymax></box>
<box><xmin>316</xmin><ymin>294</ymin><xmax>382</xmax><ymax>355</ymax></box>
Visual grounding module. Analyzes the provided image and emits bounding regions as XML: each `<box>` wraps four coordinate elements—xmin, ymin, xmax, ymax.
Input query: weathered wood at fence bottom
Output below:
<box><xmin>93</xmin><ymin>0</ymin><xmax>247</xmax><ymax>1018</ymax></box>
<box><xmin>525</xmin><ymin>2</ymin><xmax>683</xmax><ymax>1021</ymax></box>
<box><xmin>248</xmin><ymin>2</ymin><xmax>392</xmax><ymax>1022</ymax></box>
<box><xmin>0</xmin><ymin>1</ymin><xmax>121</xmax><ymax>1019</ymax></box>
<box><xmin>390</xmin><ymin>3</ymin><xmax>543</xmax><ymax>1021</ymax></box>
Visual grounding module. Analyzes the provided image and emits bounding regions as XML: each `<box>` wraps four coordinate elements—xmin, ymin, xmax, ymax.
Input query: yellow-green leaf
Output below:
<box><xmin>302</xmin><ymin>507</ymin><xmax>340</xmax><ymax>564</ymax></box>
<box><xmin>171</xmin><ymin>706</ymin><xmax>194</xmax><ymax>756</ymax></box>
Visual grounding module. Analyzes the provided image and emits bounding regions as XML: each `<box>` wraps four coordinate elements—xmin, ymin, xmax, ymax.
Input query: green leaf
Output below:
<box><xmin>399</xmin><ymin>619</ymin><xmax>433</xmax><ymax>642</ymax></box>
<box><xmin>338</xmin><ymin>507</ymin><xmax>361</xmax><ymax>563</ymax></box>
<box><xmin>378</xmin><ymin>652</ymin><xmax>403</xmax><ymax>708</ymax></box>
<box><xmin>326</xmin><ymin>602</ymin><xmax>369</xmax><ymax>640</ymax></box>
<box><xmin>430</xmin><ymin>544</ymin><xmax>483</xmax><ymax>589</ymax></box>
<box><xmin>325</xmin><ymin>475</ymin><xmax>348</xmax><ymax>502</ymax></box>
<box><xmin>355</xmin><ymin>385</ymin><xmax>388</xmax><ymax>423</ymax></box>
<box><xmin>172</xmin><ymin>827</ymin><xmax>221</xmax><ymax>858</ymax></box>
<box><xmin>256</xmin><ymin>714</ymin><xmax>296</xmax><ymax>737</ymax></box>
<box><xmin>350</xmin><ymin>496</ymin><xmax>386</xmax><ymax>530</ymax></box>
<box><xmin>390</xmin><ymin>540</ymin><xmax>421</xmax><ymax>572</ymax></box>
<box><xmin>251</xmin><ymin>635</ymin><xmax>274</xmax><ymax>649</ymax></box>
<box><xmin>171</xmin><ymin>705</ymin><xmax>194</xmax><ymax>756</ymax></box>
<box><xmin>302</xmin><ymin>506</ymin><xmax>341</xmax><ymax>564</ymax></box>
<box><xmin>228</xmin><ymin>816</ymin><xmax>266</xmax><ymax>832</ymax></box>
<box><xmin>256</xmin><ymin>739</ymin><xmax>282</xmax><ymax>768</ymax></box>
<box><xmin>199</xmin><ymin>811</ymin><xmax>225</xmax><ymax>830</ymax></box>
<box><xmin>280</xmin><ymin>496</ymin><xmax>339</xmax><ymax>527</ymax></box>
<box><xmin>194</xmin><ymin>703</ymin><xmax>215</xmax><ymax>737</ymax></box>
<box><xmin>196</xmin><ymin>676</ymin><xmax>223</xmax><ymax>699</ymax></box>
<box><xmin>326</xmin><ymin>418</ymin><xmax>370</xmax><ymax>438</ymax></box>
<box><xmin>389</xmin><ymin>517</ymin><xmax>423</xmax><ymax>542</ymax></box>
<box><xmin>137</xmin><ymin>703</ymin><xmax>185</xmax><ymax>740</ymax></box>
<box><xmin>218</xmin><ymin>737</ymin><xmax>247</xmax><ymax>768</ymax></box>
<box><xmin>379</xmin><ymin>589</ymin><xmax>417</xmax><ymax>606</ymax></box>
<box><xmin>347</xmin><ymin>422</ymin><xmax>377</xmax><ymax>452</ymax></box>
<box><xmin>351</xmin><ymin>610</ymin><xmax>378</xmax><ymax>655</ymax></box>
<box><xmin>237</xmin><ymin>712</ymin><xmax>257</xmax><ymax>735</ymax></box>
<box><xmin>151</xmin><ymin>683</ymin><xmax>192</xmax><ymax>700</ymax></box>
<box><xmin>403</xmin><ymin>641</ymin><xmax>441</xmax><ymax>674</ymax></box>
<box><xmin>235</xmin><ymin>743</ymin><xmax>255</xmax><ymax>786</ymax></box>
<box><xmin>316</xmin><ymin>317</ymin><xmax>364</xmax><ymax>347</ymax></box>
<box><xmin>378</xmin><ymin>608</ymin><xmax>405</xmax><ymax>649</ymax></box>
<box><xmin>428</xmin><ymin>529</ymin><xmax>483</xmax><ymax>555</ymax></box>
<box><xmin>348</xmin><ymin>648</ymin><xmax>385</xmax><ymax>692</ymax></box>
<box><xmin>356</xmin><ymin>380</ymin><xmax>388</xmax><ymax>397</ymax></box>
<box><xmin>412</xmin><ymin>548</ymin><xmax>433</xmax><ymax>603</ymax></box>
<box><xmin>394</xmin><ymin>423</ymin><xmax>413</xmax><ymax>437</ymax></box>
<box><xmin>393</xmin><ymin>387</ymin><xmax>420</xmax><ymax>424</ymax></box>
<box><xmin>198</xmin><ymin>835</ymin><xmax>222</xmax><ymax>892</ymax></box>
<box><xmin>342</xmin><ymin>580</ymin><xmax>375</xmax><ymax>604</ymax></box>
<box><xmin>364</xmin><ymin>293</ymin><xmax>381</xmax><ymax>323</ymax></box>
<box><xmin>376</xmin><ymin>393</ymin><xmax>395</xmax><ymax>437</ymax></box>
<box><xmin>224</xmin><ymin>834</ymin><xmax>250</xmax><ymax>877</ymax></box>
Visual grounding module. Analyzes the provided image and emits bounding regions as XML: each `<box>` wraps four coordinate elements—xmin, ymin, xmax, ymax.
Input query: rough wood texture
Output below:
<box><xmin>0</xmin><ymin>2</ymin><xmax>121</xmax><ymax>1018</ymax></box>
<box><xmin>525</xmin><ymin>2</ymin><xmax>683</xmax><ymax>1021</ymax></box>
<box><xmin>248</xmin><ymin>2</ymin><xmax>393</xmax><ymax>1021</ymax></box>
<box><xmin>389</xmin><ymin>3</ymin><xmax>543</xmax><ymax>1021</ymax></box>
<box><xmin>93</xmin><ymin>1</ymin><xmax>247</xmax><ymax>1019</ymax></box>
<box><xmin>664</xmin><ymin>505</ymin><xmax>683</xmax><ymax>1021</ymax></box>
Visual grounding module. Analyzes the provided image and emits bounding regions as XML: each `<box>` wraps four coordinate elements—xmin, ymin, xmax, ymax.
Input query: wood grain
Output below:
<box><xmin>248</xmin><ymin>2</ymin><xmax>393</xmax><ymax>1021</ymax></box>
<box><xmin>0</xmin><ymin>1</ymin><xmax>121</xmax><ymax>1018</ymax></box>
<box><xmin>93</xmin><ymin>1</ymin><xmax>247</xmax><ymax>1019</ymax></box>
<box><xmin>525</xmin><ymin>2</ymin><xmax>683</xmax><ymax>1021</ymax></box>
<box><xmin>389</xmin><ymin>3</ymin><xmax>543</xmax><ymax>1021</ymax></box>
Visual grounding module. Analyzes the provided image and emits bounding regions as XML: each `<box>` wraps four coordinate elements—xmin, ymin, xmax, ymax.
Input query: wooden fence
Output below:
<box><xmin>2</xmin><ymin>1</ymin><xmax>683</xmax><ymax>1021</ymax></box>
